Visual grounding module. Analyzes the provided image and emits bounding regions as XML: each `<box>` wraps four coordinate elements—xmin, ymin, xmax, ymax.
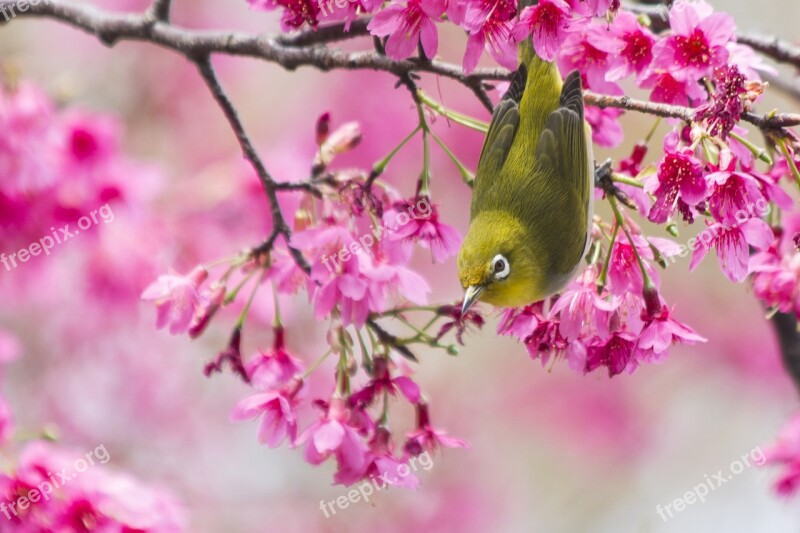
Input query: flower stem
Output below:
<box><xmin>430</xmin><ymin>130</ymin><xmax>475</xmax><ymax>186</ymax></box>
<box><xmin>777</xmin><ymin>137</ymin><xmax>800</xmax><ymax>191</ymax></box>
<box><xmin>611</xmin><ymin>173</ymin><xmax>644</xmax><ymax>189</ymax></box>
<box><xmin>416</xmin><ymin>90</ymin><xmax>489</xmax><ymax>133</ymax></box>
<box><xmin>730</xmin><ymin>130</ymin><xmax>773</xmax><ymax>165</ymax></box>
<box><xmin>372</xmin><ymin>126</ymin><xmax>421</xmax><ymax>177</ymax></box>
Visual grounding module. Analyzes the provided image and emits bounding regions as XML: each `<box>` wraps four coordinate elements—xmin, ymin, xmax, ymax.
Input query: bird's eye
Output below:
<box><xmin>492</xmin><ymin>254</ymin><xmax>510</xmax><ymax>280</ymax></box>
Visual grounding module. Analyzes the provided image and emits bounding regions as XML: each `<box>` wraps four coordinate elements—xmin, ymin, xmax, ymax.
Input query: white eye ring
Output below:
<box><xmin>492</xmin><ymin>254</ymin><xmax>510</xmax><ymax>280</ymax></box>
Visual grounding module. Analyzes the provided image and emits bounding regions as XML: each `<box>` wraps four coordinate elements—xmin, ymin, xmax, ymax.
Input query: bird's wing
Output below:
<box><xmin>534</xmin><ymin>70</ymin><xmax>589</xmax><ymax>209</ymax></box>
<box><xmin>533</xmin><ymin>70</ymin><xmax>591</xmax><ymax>273</ymax></box>
<box><xmin>474</xmin><ymin>64</ymin><xmax>527</xmax><ymax>189</ymax></box>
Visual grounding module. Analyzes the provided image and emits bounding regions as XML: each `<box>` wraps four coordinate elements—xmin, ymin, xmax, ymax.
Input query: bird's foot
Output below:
<box><xmin>594</xmin><ymin>159</ymin><xmax>636</xmax><ymax>210</ymax></box>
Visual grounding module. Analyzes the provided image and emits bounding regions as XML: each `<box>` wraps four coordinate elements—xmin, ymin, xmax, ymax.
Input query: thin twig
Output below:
<box><xmin>2</xmin><ymin>0</ymin><xmax>795</xmax><ymax>130</ymax></box>
<box><xmin>193</xmin><ymin>55</ymin><xmax>311</xmax><ymax>273</ymax></box>
<box><xmin>276</xmin><ymin>17</ymin><xmax>372</xmax><ymax>47</ymax></box>
<box><xmin>737</xmin><ymin>33</ymin><xmax>800</xmax><ymax>70</ymax></box>
<box><xmin>146</xmin><ymin>0</ymin><xmax>172</xmax><ymax>23</ymax></box>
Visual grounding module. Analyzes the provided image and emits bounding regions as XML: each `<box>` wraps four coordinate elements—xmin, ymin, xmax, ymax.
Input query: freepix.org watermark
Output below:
<box><xmin>655</xmin><ymin>446</ymin><xmax>766</xmax><ymax>522</ymax></box>
<box><xmin>321</xmin><ymin>196</ymin><xmax>432</xmax><ymax>273</ymax></box>
<box><xmin>1</xmin><ymin>203</ymin><xmax>114</xmax><ymax>272</ymax></box>
<box><xmin>319</xmin><ymin>451</ymin><xmax>433</xmax><ymax>518</ymax></box>
<box><xmin>0</xmin><ymin>0</ymin><xmax>51</xmax><ymax>22</ymax></box>
<box><xmin>1</xmin><ymin>444</ymin><xmax>111</xmax><ymax>520</ymax></box>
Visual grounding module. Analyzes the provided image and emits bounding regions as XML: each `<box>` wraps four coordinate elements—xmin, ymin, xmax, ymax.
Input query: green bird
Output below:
<box><xmin>457</xmin><ymin>1</ymin><xmax>594</xmax><ymax>314</ymax></box>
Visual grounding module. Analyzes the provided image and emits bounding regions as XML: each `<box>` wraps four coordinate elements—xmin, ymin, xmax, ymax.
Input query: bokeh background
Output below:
<box><xmin>1</xmin><ymin>0</ymin><xmax>800</xmax><ymax>531</ymax></box>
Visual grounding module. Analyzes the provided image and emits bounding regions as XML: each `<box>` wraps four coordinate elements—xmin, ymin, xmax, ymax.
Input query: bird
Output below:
<box><xmin>457</xmin><ymin>1</ymin><xmax>594</xmax><ymax>315</ymax></box>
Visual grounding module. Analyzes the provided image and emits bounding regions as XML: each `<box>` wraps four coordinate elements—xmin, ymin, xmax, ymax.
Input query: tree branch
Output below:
<box><xmin>771</xmin><ymin>311</ymin><xmax>800</xmax><ymax>395</ymax></box>
<box><xmin>737</xmin><ymin>33</ymin><xmax>800</xmax><ymax>70</ymax></box>
<box><xmin>147</xmin><ymin>0</ymin><xmax>172</xmax><ymax>23</ymax></box>
<box><xmin>276</xmin><ymin>17</ymin><xmax>372</xmax><ymax>47</ymax></box>
<box><xmin>2</xmin><ymin>0</ymin><xmax>796</xmax><ymax>130</ymax></box>
<box><xmin>193</xmin><ymin>55</ymin><xmax>311</xmax><ymax>274</ymax></box>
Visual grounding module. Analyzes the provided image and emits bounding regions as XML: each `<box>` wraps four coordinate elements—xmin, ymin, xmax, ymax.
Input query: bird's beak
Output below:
<box><xmin>461</xmin><ymin>285</ymin><xmax>484</xmax><ymax>315</ymax></box>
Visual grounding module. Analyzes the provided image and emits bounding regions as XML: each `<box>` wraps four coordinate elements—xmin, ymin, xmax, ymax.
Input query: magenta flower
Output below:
<box><xmin>690</xmin><ymin>218</ymin><xmax>774</xmax><ymax>282</ymax></box>
<box><xmin>230</xmin><ymin>384</ymin><xmax>301</xmax><ymax>448</ymax></box>
<box><xmin>585</xmin><ymin>332</ymin><xmax>640</xmax><ymax>377</ymax></box>
<box><xmin>498</xmin><ymin>304</ymin><xmax>544</xmax><ymax>342</ymax></box>
<box><xmin>141</xmin><ymin>266</ymin><xmax>208</xmax><ymax>335</ymax></box>
<box><xmin>638</xmin><ymin>70</ymin><xmax>707</xmax><ymax>105</ymax></box>
<box><xmin>650</xmin><ymin>0</ymin><xmax>735</xmax><ymax>82</ymax></box>
<box><xmin>349</xmin><ymin>357</ymin><xmax>421</xmax><ymax>408</ymax></box>
<box><xmin>187</xmin><ymin>283</ymin><xmax>225</xmax><ymax>339</ymax></box>
<box><xmin>646</xmin><ymin>147</ymin><xmax>706</xmax><ymax>224</ymax></box>
<box><xmin>606</xmin><ymin>234</ymin><xmax>659</xmax><ymax>297</ymax></box>
<box><xmin>550</xmin><ymin>268</ymin><xmax>615</xmax><ymax>341</ymax></box>
<box><xmin>368</xmin><ymin>0</ymin><xmax>441</xmax><ymax>61</ymax></box>
<box><xmin>764</xmin><ymin>414</ymin><xmax>800</xmax><ymax>497</ymax></box>
<box><xmin>248</xmin><ymin>0</ymin><xmax>321</xmax><ymax>30</ymax></box>
<box><xmin>589</xmin><ymin>11</ymin><xmax>654</xmax><ymax>82</ymax></box>
<box><xmin>694</xmin><ymin>65</ymin><xmax>746</xmax><ymax>140</ymax></box>
<box><xmin>335</xmin><ymin>427</ymin><xmax>420</xmax><ymax>488</ymax></box>
<box><xmin>298</xmin><ymin>397</ymin><xmax>370</xmax><ymax>477</ymax></box>
<box><xmin>404</xmin><ymin>403</ymin><xmax>468</xmax><ymax>456</ymax></box>
<box><xmin>513</xmin><ymin>0</ymin><xmax>571</xmax><ymax>62</ymax></box>
<box><xmin>383</xmin><ymin>196</ymin><xmax>462</xmax><ymax>262</ymax></box>
<box><xmin>245</xmin><ymin>327</ymin><xmax>305</xmax><ymax>390</ymax></box>
<box><xmin>585</xmin><ymin>105</ymin><xmax>624</xmax><ymax>148</ymax></box>
<box><xmin>558</xmin><ymin>23</ymin><xmax>623</xmax><ymax>96</ymax></box>
<box><xmin>637</xmin><ymin>306</ymin><xmax>707</xmax><ymax>361</ymax></box>
<box><xmin>705</xmin><ymin>161</ymin><xmax>766</xmax><ymax>226</ymax></box>
<box><xmin>434</xmin><ymin>303</ymin><xmax>485</xmax><ymax>345</ymax></box>
<box><xmin>568</xmin><ymin>0</ymin><xmax>616</xmax><ymax>17</ymax></box>
<box><xmin>462</xmin><ymin>0</ymin><xmax>518</xmax><ymax>73</ymax></box>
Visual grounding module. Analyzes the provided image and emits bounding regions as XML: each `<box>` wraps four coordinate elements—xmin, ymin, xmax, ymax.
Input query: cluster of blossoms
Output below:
<box><xmin>249</xmin><ymin>0</ymin><xmax>772</xmax><ymax>150</ymax></box>
<box><xmin>143</xmin><ymin>116</ymin><xmax>474</xmax><ymax>488</ymax></box>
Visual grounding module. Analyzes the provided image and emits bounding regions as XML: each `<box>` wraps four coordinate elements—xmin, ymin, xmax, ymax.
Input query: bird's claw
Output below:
<box><xmin>594</xmin><ymin>159</ymin><xmax>636</xmax><ymax>210</ymax></box>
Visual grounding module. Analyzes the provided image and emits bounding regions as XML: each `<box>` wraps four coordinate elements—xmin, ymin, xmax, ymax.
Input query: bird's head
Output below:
<box><xmin>457</xmin><ymin>211</ymin><xmax>543</xmax><ymax>313</ymax></box>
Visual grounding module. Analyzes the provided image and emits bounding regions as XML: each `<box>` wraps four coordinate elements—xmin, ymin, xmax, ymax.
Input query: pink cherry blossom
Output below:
<box><xmin>763</xmin><ymin>414</ymin><xmax>800</xmax><ymax>497</ymax></box>
<box><xmin>646</xmin><ymin>147</ymin><xmax>706</xmax><ymax>224</ymax></box>
<box><xmin>650</xmin><ymin>0</ymin><xmax>735</xmax><ymax>82</ymax></box>
<box><xmin>335</xmin><ymin>427</ymin><xmax>420</xmax><ymax>488</ymax></box>
<box><xmin>637</xmin><ymin>305</ymin><xmax>706</xmax><ymax>362</ymax></box>
<box><xmin>589</xmin><ymin>11</ymin><xmax>654</xmax><ymax>82</ymax></box>
<box><xmin>584</xmin><ymin>106</ymin><xmax>624</xmax><ymax>148</ymax></box>
<box><xmin>141</xmin><ymin>266</ymin><xmax>209</xmax><ymax>335</ymax></box>
<box><xmin>558</xmin><ymin>22</ymin><xmax>623</xmax><ymax>96</ymax></box>
<box><xmin>349</xmin><ymin>357</ymin><xmax>421</xmax><ymax>407</ymax></box>
<box><xmin>248</xmin><ymin>0</ymin><xmax>322</xmax><ymax>30</ymax></box>
<box><xmin>404</xmin><ymin>402</ymin><xmax>468</xmax><ymax>456</ymax></box>
<box><xmin>690</xmin><ymin>218</ymin><xmax>774</xmax><ymax>282</ymax></box>
<box><xmin>638</xmin><ymin>70</ymin><xmax>708</xmax><ymax>105</ymax></box>
<box><xmin>584</xmin><ymin>331</ymin><xmax>640</xmax><ymax>377</ymax></box>
<box><xmin>383</xmin><ymin>196</ymin><xmax>462</xmax><ymax>262</ymax></box>
<box><xmin>230</xmin><ymin>382</ymin><xmax>302</xmax><ymax>447</ymax></box>
<box><xmin>368</xmin><ymin>0</ymin><xmax>441</xmax><ymax>61</ymax></box>
<box><xmin>462</xmin><ymin>0</ymin><xmax>519</xmax><ymax>73</ymax></box>
<box><xmin>298</xmin><ymin>397</ymin><xmax>370</xmax><ymax>480</ymax></box>
<box><xmin>705</xmin><ymin>161</ymin><xmax>766</xmax><ymax>226</ymax></box>
<box><xmin>245</xmin><ymin>327</ymin><xmax>305</xmax><ymax>389</ymax></box>
<box><xmin>514</xmin><ymin>0</ymin><xmax>572</xmax><ymax>62</ymax></box>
